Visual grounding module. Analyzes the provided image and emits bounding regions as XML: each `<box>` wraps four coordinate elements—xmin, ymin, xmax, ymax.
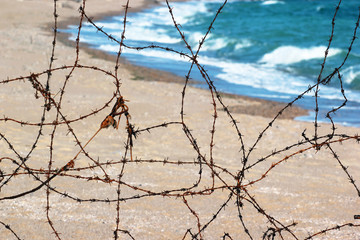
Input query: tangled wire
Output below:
<box><xmin>1</xmin><ymin>0</ymin><xmax>360</xmax><ymax>239</ymax></box>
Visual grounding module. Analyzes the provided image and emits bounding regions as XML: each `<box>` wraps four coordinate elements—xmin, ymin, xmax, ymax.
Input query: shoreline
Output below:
<box><xmin>56</xmin><ymin>0</ymin><xmax>309</xmax><ymax>120</ymax></box>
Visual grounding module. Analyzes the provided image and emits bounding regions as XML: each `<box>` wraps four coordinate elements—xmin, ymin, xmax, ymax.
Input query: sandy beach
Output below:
<box><xmin>1</xmin><ymin>0</ymin><xmax>360</xmax><ymax>239</ymax></box>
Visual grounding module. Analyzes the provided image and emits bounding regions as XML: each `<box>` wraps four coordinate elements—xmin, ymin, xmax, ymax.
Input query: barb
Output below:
<box><xmin>0</xmin><ymin>221</ymin><xmax>22</xmax><ymax>240</ymax></box>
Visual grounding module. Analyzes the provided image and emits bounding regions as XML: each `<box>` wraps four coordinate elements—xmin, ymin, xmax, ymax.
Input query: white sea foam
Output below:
<box><xmin>342</xmin><ymin>65</ymin><xmax>360</xmax><ymax>84</ymax></box>
<box><xmin>212</xmin><ymin>61</ymin><xmax>311</xmax><ymax>96</ymax></box>
<box><xmin>107</xmin><ymin>17</ymin><xmax>180</xmax><ymax>44</ymax></box>
<box><xmin>104</xmin><ymin>1</ymin><xmax>209</xmax><ymax>44</ymax></box>
<box><xmin>235</xmin><ymin>39</ymin><xmax>253</xmax><ymax>49</ymax></box>
<box><xmin>96</xmin><ymin>41</ymin><xmax>360</xmax><ymax>104</ymax></box>
<box><xmin>188</xmin><ymin>33</ymin><xmax>253</xmax><ymax>51</ymax></box>
<box><xmin>167</xmin><ymin>1</ymin><xmax>209</xmax><ymax>24</ymax></box>
<box><xmin>188</xmin><ymin>33</ymin><xmax>227</xmax><ymax>51</ymax></box>
<box><xmin>259</xmin><ymin>46</ymin><xmax>342</xmax><ymax>65</ymax></box>
<box><xmin>261</xmin><ymin>0</ymin><xmax>285</xmax><ymax>5</ymax></box>
<box><xmin>202</xmin><ymin>38</ymin><xmax>228</xmax><ymax>51</ymax></box>
<box><xmin>316</xmin><ymin>5</ymin><xmax>325</xmax><ymax>12</ymax></box>
<box><xmin>123</xmin><ymin>0</ymin><xmax>209</xmax><ymax>27</ymax></box>
<box><xmin>68</xmin><ymin>0</ymin><xmax>360</xmax><ymax>107</ymax></box>
<box><xmin>129</xmin><ymin>49</ymin><xmax>189</xmax><ymax>62</ymax></box>
<box><xmin>83</xmin><ymin>20</ymin><xmax>180</xmax><ymax>44</ymax></box>
<box><xmin>99</xmin><ymin>41</ymin><xmax>310</xmax><ymax>98</ymax></box>
<box><xmin>115</xmin><ymin>27</ymin><xmax>180</xmax><ymax>44</ymax></box>
<box><xmin>98</xmin><ymin>44</ymin><xmax>122</xmax><ymax>53</ymax></box>
<box><xmin>99</xmin><ymin>44</ymin><xmax>190</xmax><ymax>63</ymax></box>
<box><xmin>188</xmin><ymin>32</ymin><xmax>206</xmax><ymax>48</ymax></box>
<box><xmin>203</xmin><ymin>38</ymin><xmax>252</xmax><ymax>51</ymax></box>
<box><xmin>194</xmin><ymin>56</ymin><xmax>360</xmax><ymax>103</ymax></box>
<box><xmin>340</xmin><ymin>105</ymin><xmax>360</xmax><ymax>110</ymax></box>
<box><xmin>95</xmin><ymin>22</ymin><xmax>123</xmax><ymax>30</ymax></box>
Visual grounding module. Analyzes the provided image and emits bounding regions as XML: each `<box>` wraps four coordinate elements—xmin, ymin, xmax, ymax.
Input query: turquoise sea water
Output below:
<box><xmin>64</xmin><ymin>0</ymin><xmax>360</xmax><ymax>126</ymax></box>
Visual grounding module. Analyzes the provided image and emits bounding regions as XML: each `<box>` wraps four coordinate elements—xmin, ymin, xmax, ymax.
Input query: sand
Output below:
<box><xmin>1</xmin><ymin>0</ymin><xmax>360</xmax><ymax>239</ymax></box>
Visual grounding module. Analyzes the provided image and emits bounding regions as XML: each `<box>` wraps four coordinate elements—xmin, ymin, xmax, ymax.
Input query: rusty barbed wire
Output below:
<box><xmin>0</xmin><ymin>221</ymin><xmax>22</xmax><ymax>240</ymax></box>
<box><xmin>1</xmin><ymin>0</ymin><xmax>360</xmax><ymax>239</ymax></box>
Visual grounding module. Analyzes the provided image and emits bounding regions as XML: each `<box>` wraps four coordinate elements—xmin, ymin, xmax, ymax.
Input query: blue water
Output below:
<box><xmin>64</xmin><ymin>0</ymin><xmax>360</xmax><ymax>127</ymax></box>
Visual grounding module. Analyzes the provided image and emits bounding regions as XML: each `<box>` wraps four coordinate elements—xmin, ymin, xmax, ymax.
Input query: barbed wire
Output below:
<box><xmin>1</xmin><ymin>0</ymin><xmax>360</xmax><ymax>239</ymax></box>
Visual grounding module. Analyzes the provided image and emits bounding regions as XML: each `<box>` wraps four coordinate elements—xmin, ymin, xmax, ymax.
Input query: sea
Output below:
<box><xmin>64</xmin><ymin>0</ymin><xmax>360</xmax><ymax>127</ymax></box>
